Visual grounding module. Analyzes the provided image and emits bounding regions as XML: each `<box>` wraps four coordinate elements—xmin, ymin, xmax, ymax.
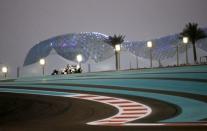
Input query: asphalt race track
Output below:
<box><xmin>0</xmin><ymin>65</ymin><xmax>207</xmax><ymax>131</ymax></box>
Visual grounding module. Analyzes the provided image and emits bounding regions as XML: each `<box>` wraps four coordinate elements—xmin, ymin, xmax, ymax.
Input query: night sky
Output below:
<box><xmin>0</xmin><ymin>0</ymin><xmax>207</xmax><ymax>76</ymax></box>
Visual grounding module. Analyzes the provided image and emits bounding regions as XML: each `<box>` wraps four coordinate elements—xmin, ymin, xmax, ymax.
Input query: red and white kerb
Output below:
<box><xmin>73</xmin><ymin>94</ymin><xmax>152</xmax><ymax>126</ymax></box>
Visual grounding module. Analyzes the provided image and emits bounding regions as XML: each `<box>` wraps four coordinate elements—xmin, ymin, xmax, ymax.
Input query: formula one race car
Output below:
<box><xmin>51</xmin><ymin>64</ymin><xmax>82</xmax><ymax>75</ymax></box>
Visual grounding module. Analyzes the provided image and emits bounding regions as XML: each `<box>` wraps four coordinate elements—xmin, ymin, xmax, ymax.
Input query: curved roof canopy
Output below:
<box><xmin>24</xmin><ymin>30</ymin><xmax>207</xmax><ymax>66</ymax></box>
<box><xmin>24</xmin><ymin>32</ymin><xmax>114</xmax><ymax>66</ymax></box>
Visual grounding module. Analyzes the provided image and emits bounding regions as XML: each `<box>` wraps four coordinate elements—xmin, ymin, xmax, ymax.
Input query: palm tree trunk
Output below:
<box><xmin>115</xmin><ymin>51</ymin><xmax>118</xmax><ymax>70</ymax></box>
<box><xmin>192</xmin><ymin>42</ymin><xmax>197</xmax><ymax>64</ymax></box>
<box><xmin>118</xmin><ymin>51</ymin><xmax>120</xmax><ymax>70</ymax></box>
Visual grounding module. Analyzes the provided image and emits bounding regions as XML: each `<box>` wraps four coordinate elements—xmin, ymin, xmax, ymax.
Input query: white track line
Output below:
<box><xmin>124</xmin><ymin>122</ymin><xmax>207</xmax><ymax>126</ymax></box>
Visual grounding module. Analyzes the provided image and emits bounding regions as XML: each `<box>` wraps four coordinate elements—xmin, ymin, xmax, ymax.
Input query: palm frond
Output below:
<box><xmin>107</xmin><ymin>34</ymin><xmax>125</xmax><ymax>47</ymax></box>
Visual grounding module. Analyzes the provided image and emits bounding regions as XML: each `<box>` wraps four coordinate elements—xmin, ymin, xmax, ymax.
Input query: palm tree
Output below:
<box><xmin>107</xmin><ymin>34</ymin><xmax>125</xmax><ymax>70</ymax></box>
<box><xmin>180</xmin><ymin>23</ymin><xmax>206</xmax><ymax>63</ymax></box>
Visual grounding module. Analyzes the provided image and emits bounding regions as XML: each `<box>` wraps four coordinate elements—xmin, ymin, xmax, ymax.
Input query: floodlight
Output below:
<box><xmin>77</xmin><ymin>54</ymin><xmax>83</xmax><ymax>62</ymax></box>
<box><xmin>183</xmin><ymin>37</ymin><xmax>189</xmax><ymax>44</ymax></box>
<box><xmin>147</xmin><ymin>41</ymin><xmax>153</xmax><ymax>48</ymax></box>
<box><xmin>115</xmin><ymin>44</ymin><xmax>121</xmax><ymax>51</ymax></box>
<box><xmin>2</xmin><ymin>66</ymin><xmax>8</xmax><ymax>73</ymax></box>
<box><xmin>39</xmin><ymin>59</ymin><xmax>45</xmax><ymax>65</ymax></box>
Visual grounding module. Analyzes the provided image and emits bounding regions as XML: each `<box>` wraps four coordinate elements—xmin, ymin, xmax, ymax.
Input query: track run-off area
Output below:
<box><xmin>0</xmin><ymin>65</ymin><xmax>207</xmax><ymax>131</ymax></box>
